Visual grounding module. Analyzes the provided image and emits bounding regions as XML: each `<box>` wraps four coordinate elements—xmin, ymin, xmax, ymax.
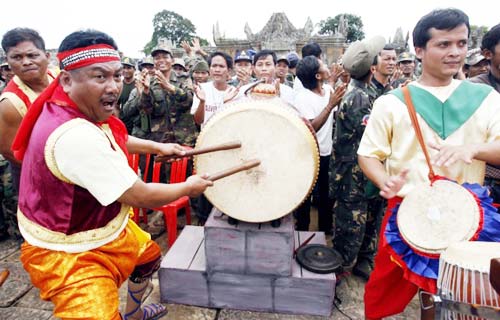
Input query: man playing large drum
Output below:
<box><xmin>357</xmin><ymin>8</ymin><xmax>500</xmax><ymax>320</ymax></box>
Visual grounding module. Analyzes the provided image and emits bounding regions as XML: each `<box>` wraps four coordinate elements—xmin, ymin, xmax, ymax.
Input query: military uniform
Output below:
<box><xmin>0</xmin><ymin>155</ymin><xmax>19</xmax><ymax>239</ymax></box>
<box><xmin>330</xmin><ymin>79</ymin><xmax>384</xmax><ymax>269</ymax></box>
<box><xmin>121</xmin><ymin>88</ymin><xmax>146</xmax><ymax>139</ymax></box>
<box><xmin>140</xmin><ymin>72</ymin><xmax>197</xmax><ymax>146</ymax></box>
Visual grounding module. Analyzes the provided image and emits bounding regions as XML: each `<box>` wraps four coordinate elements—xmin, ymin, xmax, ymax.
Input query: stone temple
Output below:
<box><xmin>170</xmin><ymin>12</ymin><xmax>349</xmax><ymax>65</ymax></box>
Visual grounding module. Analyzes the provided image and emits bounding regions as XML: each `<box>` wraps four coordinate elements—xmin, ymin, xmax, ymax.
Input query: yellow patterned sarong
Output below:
<box><xmin>21</xmin><ymin>219</ymin><xmax>160</xmax><ymax>320</ymax></box>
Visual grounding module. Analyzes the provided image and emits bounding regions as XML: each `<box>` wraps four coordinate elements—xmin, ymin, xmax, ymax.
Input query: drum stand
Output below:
<box><xmin>420</xmin><ymin>291</ymin><xmax>500</xmax><ymax>319</ymax></box>
<box><xmin>158</xmin><ymin>208</ymin><xmax>336</xmax><ymax>316</ymax></box>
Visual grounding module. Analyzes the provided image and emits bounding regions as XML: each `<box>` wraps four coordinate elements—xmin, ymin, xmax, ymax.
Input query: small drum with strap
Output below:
<box><xmin>437</xmin><ymin>241</ymin><xmax>500</xmax><ymax>320</ymax></box>
<box><xmin>194</xmin><ymin>94</ymin><xmax>319</xmax><ymax>223</ymax></box>
<box><xmin>397</xmin><ymin>179</ymin><xmax>482</xmax><ymax>256</ymax></box>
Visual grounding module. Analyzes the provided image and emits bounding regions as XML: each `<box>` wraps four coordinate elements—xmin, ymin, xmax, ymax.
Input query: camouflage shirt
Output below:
<box><xmin>330</xmin><ymin>79</ymin><xmax>373</xmax><ymax>199</ymax></box>
<box><xmin>140</xmin><ymin>72</ymin><xmax>197</xmax><ymax>145</ymax></box>
<box><xmin>121</xmin><ymin>88</ymin><xmax>146</xmax><ymax>139</ymax></box>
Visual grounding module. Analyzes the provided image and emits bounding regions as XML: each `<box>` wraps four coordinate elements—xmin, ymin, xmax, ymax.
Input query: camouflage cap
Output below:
<box><xmin>151</xmin><ymin>43</ymin><xmax>172</xmax><ymax>57</ymax></box>
<box><xmin>342</xmin><ymin>36</ymin><xmax>385</xmax><ymax>78</ymax></box>
<box><xmin>139</xmin><ymin>56</ymin><xmax>154</xmax><ymax>66</ymax></box>
<box><xmin>192</xmin><ymin>60</ymin><xmax>209</xmax><ymax>73</ymax></box>
<box><xmin>277</xmin><ymin>55</ymin><xmax>290</xmax><ymax>66</ymax></box>
<box><xmin>234</xmin><ymin>50</ymin><xmax>252</xmax><ymax>63</ymax></box>
<box><xmin>465</xmin><ymin>48</ymin><xmax>486</xmax><ymax>66</ymax></box>
<box><xmin>397</xmin><ymin>52</ymin><xmax>415</xmax><ymax>63</ymax></box>
<box><xmin>172</xmin><ymin>58</ymin><xmax>187</xmax><ymax>71</ymax></box>
<box><xmin>121</xmin><ymin>56</ymin><xmax>135</xmax><ymax>68</ymax></box>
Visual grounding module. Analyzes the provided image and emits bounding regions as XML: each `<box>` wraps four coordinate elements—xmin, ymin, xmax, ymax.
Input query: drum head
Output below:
<box><xmin>296</xmin><ymin>244</ymin><xmax>343</xmax><ymax>274</ymax></box>
<box><xmin>441</xmin><ymin>241</ymin><xmax>500</xmax><ymax>273</ymax></box>
<box><xmin>195</xmin><ymin>101</ymin><xmax>319</xmax><ymax>222</ymax></box>
<box><xmin>397</xmin><ymin>179</ymin><xmax>480</xmax><ymax>255</ymax></box>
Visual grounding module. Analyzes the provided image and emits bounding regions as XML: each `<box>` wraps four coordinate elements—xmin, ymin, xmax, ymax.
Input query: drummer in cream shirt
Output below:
<box><xmin>357</xmin><ymin>8</ymin><xmax>500</xmax><ymax>320</ymax></box>
<box><xmin>191</xmin><ymin>51</ymin><xmax>238</xmax><ymax>127</ymax></box>
<box><xmin>292</xmin><ymin>56</ymin><xmax>346</xmax><ymax>233</ymax></box>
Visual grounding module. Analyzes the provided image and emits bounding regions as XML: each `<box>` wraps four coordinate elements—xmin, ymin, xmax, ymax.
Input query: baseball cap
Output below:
<box><xmin>397</xmin><ymin>52</ymin><xmax>415</xmax><ymax>63</ymax></box>
<box><xmin>277</xmin><ymin>55</ymin><xmax>289</xmax><ymax>66</ymax></box>
<box><xmin>286</xmin><ymin>52</ymin><xmax>299</xmax><ymax>68</ymax></box>
<box><xmin>465</xmin><ymin>48</ymin><xmax>486</xmax><ymax>66</ymax></box>
<box><xmin>192</xmin><ymin>60</ymin><xmax>209</xmax><ymax>73</ymax></box>
<box><xmin>151</xmin><ymin>43</ymin><xmax>172</xmax><ymax>57</ymax></box>
<box><xmin>121</xmin><ymin>56</ymin><xmax>135</xmax><ymax>68</ymax></box>
<box><xmin>342</xmin><ymin>36</ymin><xmax>386</xmax><ymax>78</ymax></box>
<box><xmin>234</xmin><ymin>50</ymin><xmax>252</xmax><ymax>63</ymax></box>
<box><xmin>139</xmin><ymin>56</ymin><xmax>154</xmax><ymax>67</ymax></box>
<box><xmin>173</xmin><ymin>58</ymin><xmax>187</xmax><ymax>71</ymax></box>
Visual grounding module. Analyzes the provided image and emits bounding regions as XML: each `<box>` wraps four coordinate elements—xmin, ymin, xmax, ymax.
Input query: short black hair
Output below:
<box><xmin>58</xmin><ymin>29</ymin><xmax>117</xmax><ymax>52</ymax></box>
<box><xmin>481</xmin><ymin>24</ymin><xmax>500</xmax><ymax>53</ymax></box>
<box><xmin>296</xmin><ymin>56</ymin><xmax>320</xmax><ymax>90</ymax></box>
<box><xmin>208</xmin><ymin>51</ymin><xmax>233</xmax><ymax>69</ymax></box>
<box><xmin>2</xmin><ymin>28</ymin><xmax>46</xmax><ymax>53</ymax></box>
<box><xmin>301</xmin><ymin>42</ymin><xmax>322</xmax><ymax>58</ymax></box>
<box><xmin>373</xmin><ymin>44</ymin><xmax>397</xmax><ymax>65</ymax></box>
<box><xmin>58</xmin><ymin>30</ymin><xmax>118</xmax><ymax>70</ymax></box>
<box><xmin>253</xmin><ymin>49</ymin><xmax>277</xmax><ymax>66</ymax></box>
<box><xmin>413</xmin><ymin>8</ymin><xmax>470</xmax><ymax>48</ymax></box>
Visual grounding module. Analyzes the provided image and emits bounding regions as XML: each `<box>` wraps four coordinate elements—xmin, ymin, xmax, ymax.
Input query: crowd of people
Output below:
<box><xmin>0</xmin><ymin>6</ymin><xmax>499</xmax><ymax>320</ymax></box>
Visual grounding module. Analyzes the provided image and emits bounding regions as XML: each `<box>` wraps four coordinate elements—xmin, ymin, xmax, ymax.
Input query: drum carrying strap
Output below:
<box><xmin>402</xmin><ymin>86</ymin><xmax>435</xmax><ymax>182</ymax></box>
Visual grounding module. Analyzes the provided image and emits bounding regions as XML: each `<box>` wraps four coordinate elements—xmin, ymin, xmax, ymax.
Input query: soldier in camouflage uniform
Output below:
<box><xmin>0</xmin><ymin>155</ymin><xmax>19</xmax><ymax>240</ymax></box>
<box><xmin>330</xmin><ymin>37</ymin><xmax>386</xmax><ymax>280</ymax></box>
<box><xmin>369</xmin><ymin>44</ymin><xmax>397</xmax><ymax>102</ymax></box>
<box><xmin>118</xmin><ymin>57</ymin><xmax>137</xmax><ymax>133</ymax></box>
<box><xmin>140</xmin><ymin>44</ymin><xmax>197</xmax><ymax>147</ymax></box>
<box><xmin>122</xmin><ymin>57</ymin><xmax>155</xmax><ymax>139</ymax></box>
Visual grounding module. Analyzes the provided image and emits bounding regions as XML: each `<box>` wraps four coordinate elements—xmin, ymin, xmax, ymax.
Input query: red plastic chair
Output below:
<box><xmin>127</xmin><ymin>153</ymin><xmax>151</xmax><ymax>224</ymax></box>
<box><xmin>152</xmin><ymin>147</ymin><xmax>192</xmax><ymax>247</ymax></box>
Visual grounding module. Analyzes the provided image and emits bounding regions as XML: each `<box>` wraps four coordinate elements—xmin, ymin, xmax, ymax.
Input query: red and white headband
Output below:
<box><xmin>57</xmin><ymin>44</ymin><xmax>120</xmax><ymax>71</ymax></box>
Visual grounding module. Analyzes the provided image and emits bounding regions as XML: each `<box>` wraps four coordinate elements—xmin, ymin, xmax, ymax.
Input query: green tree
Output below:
<box><xmin>318</xmin><ymin>14</ymin><xmax>365</xmax><ymax>43</ymax></box>
<box><xmin>144</xmin><ymin>10</ymin><xmax>209</xmax><ymax>54</ymax></box>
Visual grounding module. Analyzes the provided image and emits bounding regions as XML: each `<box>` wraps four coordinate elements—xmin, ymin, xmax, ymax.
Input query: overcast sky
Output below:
<box><xmin>1</xmin><ymin>0</ymin><xmax>497</xmax><ymax>58</ymax></box>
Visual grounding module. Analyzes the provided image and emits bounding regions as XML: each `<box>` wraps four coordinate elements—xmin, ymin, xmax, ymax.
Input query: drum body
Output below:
<box><xmin>438</xmin><ymin>241</ymin><xmax>500</xmax><ymax>320</ymax></box>
<box><xmin>194</xmin><ymin>98</ymin><xmax>319</xmax><ymax>223</ymax></box>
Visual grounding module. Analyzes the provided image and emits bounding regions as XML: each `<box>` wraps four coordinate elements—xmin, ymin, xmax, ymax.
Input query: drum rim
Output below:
<box><xmin>194</xmin><ymin>100</ymin><xmax>320</xmax><ymax>222</ymax></box>
<box><xmin>396</xmin><ymin>179</ymin><xmax>481</xmax><ymax>255</ymax></box>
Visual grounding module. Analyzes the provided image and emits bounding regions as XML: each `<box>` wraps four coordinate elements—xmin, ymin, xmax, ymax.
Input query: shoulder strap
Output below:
<box><xmin>402</xmin><ymin>86</ymin><xmax>435</xmax><ymax>181</ymax></box>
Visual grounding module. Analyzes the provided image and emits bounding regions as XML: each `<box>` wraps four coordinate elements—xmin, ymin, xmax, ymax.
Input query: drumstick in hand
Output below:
<box><xmin>0</xmin><ymin>269</ymin><xmax>9</xmax><ymax>287</ymax></box>
<box><xmin>207</xmin><ymin>159</ymin><xmax>260</xmax><ymax>181</ymax></box>
<box><xmin>155</xmin><ymin>141</ymin><xmax>242</xmax><ymax>162</ymax></box>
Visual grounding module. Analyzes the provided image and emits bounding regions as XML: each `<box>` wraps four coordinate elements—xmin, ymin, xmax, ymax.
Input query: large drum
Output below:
<box><xmin>438</xmin><ymin>241</ymin><xmax>500</xmax><ymax>320</ymax></box>
<box><xmin>194</xmin><ymin>98</ymin><xmax>319</xmax><ymax>223</ymax></box>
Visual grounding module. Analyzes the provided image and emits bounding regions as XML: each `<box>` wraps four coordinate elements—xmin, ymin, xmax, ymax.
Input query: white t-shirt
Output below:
<box><xmin>53</xmin><ymin>121</ymin><xmax>138</xmax><ymax>206</ymax></box>
<box><xmin>190</xmin><ymin>81</ymin><xmax>228</xmax><ymax>127</ymax></box>
<box><xmin>293</xmin><ymin>84</ymin><xmax>334</xmax><ymax>156</ymax></box>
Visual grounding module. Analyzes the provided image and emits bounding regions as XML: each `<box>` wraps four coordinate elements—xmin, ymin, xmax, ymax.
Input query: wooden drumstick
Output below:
<box><xmin>0</xmin><ymin>269</ymin><xmax>9</xmax><ymax>287</ymax></box>
<box><xmin>155</xmin><ymin>141</ymin><xmax>242</xmax><ymax>162</ymax></box>
<box><xmin>207</xmin><ymin>159</ymin><xmax>261</xmax><ymax>182</ymax></box>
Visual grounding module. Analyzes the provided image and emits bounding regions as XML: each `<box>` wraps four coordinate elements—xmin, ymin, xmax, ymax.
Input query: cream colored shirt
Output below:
<box><xmin>52</xmin><ymin>120</ymin><xmax>138</xmax><ymax>206</ymax></box>
<box><xmin>358</xmin><ymin>79</ymin><xmax>500</xmax><ymax>197</ymax></box>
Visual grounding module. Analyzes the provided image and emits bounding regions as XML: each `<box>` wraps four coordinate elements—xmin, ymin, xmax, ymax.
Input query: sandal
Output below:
<box><xmin>124</xmin><ymin>285</ymin><xmax>167</xmax><ymax>320</ymax></box>
<box><xmin>142</xmin><ymin>303</ymin><xmax>168</xmax><ymax>320</ymax></box>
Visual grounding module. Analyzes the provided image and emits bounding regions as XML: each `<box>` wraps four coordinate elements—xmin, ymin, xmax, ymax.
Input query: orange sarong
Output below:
<box><xmin>21</xmin><ymin>220</ymin><xmax>161</xmax><ymax>320</ymax></box>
